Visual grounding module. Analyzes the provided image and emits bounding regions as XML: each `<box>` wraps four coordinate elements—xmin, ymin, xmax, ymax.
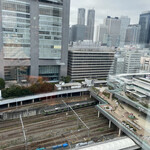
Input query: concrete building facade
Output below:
<box><xmin>125</xmin><ymin>24</ymin><xmax>141</xmax><ymax>45</ymax></box>
<box><xmin>141</xmin><ymin>56</ymin><xmax>150</xmax><ymax>73</ymax></box>
<box><xmin>96</xmin><ymin>24</ymin><xmax>108</xmax><ymax>46</ymax></box>
<box><xmin>124</xmin><ymin>50</ymin><xmax>142</xmax><ymax>74</ymax></box>
<box><xmin>113</xmin><ymin>49</ymin><xmax>144</xmax><ymax>75</ymax></box>
<box><xmin>70</xmin><ymin>24</ymin><xmax>86</xmax><ymax>42</ymax></box>
<box><xmin>0</xmin><ymin>0</ymin><xmax>70</xmax><ymax>82</ymax></box>
<box><xmin>68</xmin><ymin>47</ymin><xmax>115</xmax><ymax>81</ymax></box>
<box><xmin>104</xmin><ymin>16</ymin><xmax>121</xmax><ymax>47</ymax></box>
<box><xmin>113</xmin><ymin>52</ymin><xmax>125</xmax><ymax>75</ymax></box>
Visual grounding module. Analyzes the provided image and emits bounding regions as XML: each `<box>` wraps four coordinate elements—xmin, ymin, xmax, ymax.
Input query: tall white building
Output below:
<box><xmin>124</xmin><ymin>50</ymin><xmax>142</xmax><ymax>73</ymax></box>
<box><xmin>113</xmin><ymin>49</ymin><xmax>144</xmax><ymax>75</ymax></box>
<box><xmin>119</xmin><ymin>16</ymin><xmax>130</xmax><ymax>47</ymax></box>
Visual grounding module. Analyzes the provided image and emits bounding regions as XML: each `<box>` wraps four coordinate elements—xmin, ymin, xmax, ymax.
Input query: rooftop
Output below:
<box><xmin>76</xmin><ymin>136</ymin><xmax>139</xmax><ymax>150</ymax></box>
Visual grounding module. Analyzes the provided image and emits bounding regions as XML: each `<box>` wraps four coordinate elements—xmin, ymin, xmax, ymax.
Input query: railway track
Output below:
<box><xmin>0</xmin><ymin>106</ymin><xmax>118</xmax><ymax>150</ymax></box>
<box><xmin>0</xmin><ymin>106</ymin><xmax>98</xmax><ymax>129</ymax></box>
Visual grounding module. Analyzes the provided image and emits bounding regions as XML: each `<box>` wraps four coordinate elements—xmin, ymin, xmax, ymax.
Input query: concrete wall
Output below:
<box><xmin>2</xmin><ymin>107</ymin><xmax>44</xmax><ymax>120</ymax></box>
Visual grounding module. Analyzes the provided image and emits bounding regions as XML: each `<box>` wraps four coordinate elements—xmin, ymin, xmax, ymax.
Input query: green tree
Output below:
<box><xmin>65</xmin><ymin>76</ymin><xmax>71</xmax><ymax>83</ymax></box>
<box><xmin>60</xmin><ymin>76</ymin><xmax>71</xmax><ymax>83</ymax></box>
<box><xmin>0</xmin><ymin>78</ymin><xmax>5</xmax><ymax>90</ymax></box>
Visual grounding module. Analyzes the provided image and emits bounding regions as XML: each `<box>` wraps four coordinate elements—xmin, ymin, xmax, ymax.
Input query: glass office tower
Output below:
<box><xmin>0</xmin><ymin>0</ymin><xmax>70</xmax><ymax>82</ymax></box>
<box><xmin>139</xmin><ymin>11</ymin><xmax>150</xmax><ymax>46</ymax></box>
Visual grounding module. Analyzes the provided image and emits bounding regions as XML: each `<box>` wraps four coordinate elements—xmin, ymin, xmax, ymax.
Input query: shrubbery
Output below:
<box><xmin>103</xmin><ymin>92</ymin><xmax>110</xmax><ymax>98</ymax></box>
<box><xmin>60</xmin><ymin>76</ymin><xmax>71</xmax><ymax>83</ymax></box>
<box><xmin>2</xmin><ymin>82</ymin><xmax>54</xmax><ymax>99</ymax></box>
<box><xmin>0</xmin><ymin>78</ymin><xmax>5</xmax><ymax>90</ymax></box>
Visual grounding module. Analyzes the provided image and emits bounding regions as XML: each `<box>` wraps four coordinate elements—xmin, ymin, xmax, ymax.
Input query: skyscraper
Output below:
<box><xmin>87</xmin><ymin>9</ymin><xmax>95</xmax><ymax>41</ymax></box>
<box><xmin>139</xmin><ymin>11</ymin><xmax>150</xmax><ymax>46</ymax></box>
<box><xmin>0</xmin><ymin>0</ymin><xmax>70</xmax><ymax>82</ymax></box>
<box><xmin>71</xmin><ymin>25</ymin><xmax>86</xmax><ymax>42</ymax></box>
<box><xmin>119</xmin><ymin>16</ymin><xmax>130</xmax><ymax>47</ymax></box>
<box><xmin>77</xmin><ymin>8</ymin><xmax>85</xmax><ymax>25</ymax></box>
<box><xmin>104</xmin><ymin>16</ymin><xmax>121</xmax><ymax>47</ymax></box>
<box><xmin>125</xmin><ymin>24</ymin><xmax>141</xmax><ymax>45</ymax></box>
<box><xmin>96</xmin><ymin>24</ymin><xmax>108</xmax><ymax>45</ymax></box>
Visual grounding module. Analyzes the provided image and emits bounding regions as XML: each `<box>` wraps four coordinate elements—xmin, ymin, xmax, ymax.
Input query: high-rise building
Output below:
<box><xmin>113</xmin><ymin>52</ymin><xmax>125</xmax><ymax>75</ymax></box>
<box><xmin>0</xmin><ymin>0</ymin><xmax>70</xmax><ymax>82</ymax></box>
<box><xmin>77</xmin><ymin>8</ymin><xmax>85</xmax><ymax>25</ymax></box>
<box><xmin>139</xmin><ymin>11</ymin><xmax>150</xmax><ymax>46</ymax></box>
<box><xmin>86</xmin><ymin>9</ymin><xmax>95</xmax><ymax>41</ymax></box>
<box><xmin>70</xmin><ymin>25</ymin><xmax>86</xmax><ymax>42</ymax></box>
<box><xmin>113</xmin><ymin>49</ymin><xmax>143</xmax><ymax>75</ymax></box>
<box><xmin>124</xmin><ymin>50</ymin><xmax>142</xmax><ymax>73</ymax></box>
<box><xmin>104</xmin><ymin>16</ymin><xmax>121</xmax><ymax>47</ymax></box>
<box><xmin>125</xmin><ymin>24</ymin><xmax>141</xmax><ymax>45</ymax></box>
<box><xmin>96</xmin><ymin>24</ymin><xmax>108</xmax><ymax>45</ymax></box>
<box><xmin>119</xmin><ymin>16</ymin><xmax>130</xmax><ymax>47</ymax></box>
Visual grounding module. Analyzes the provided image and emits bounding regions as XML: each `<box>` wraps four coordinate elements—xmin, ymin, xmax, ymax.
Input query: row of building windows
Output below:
<box><xmin>4</xmin><ymin>43</ymin><xmax>30</xmax><ymax>47</ymax></box>
<box><xmin>39</xmin><ymin>0</ymin><xmax>63</xmax><ymax>6</ymax></box>
<box><xmin>3</xmin><ymin>25</ymin><xmax>30</xmax><ymax>31</ymax></box>
<box><xmin>39</xmin><ymin>7</ymin><xmax>62</xmax><ymax>17</ymax></box>
<box><xmin>39</xmin><ymin>40</ymin><xmax>61</xmax><ymax>45</ymax></box>
<box><xmin>69</xmin><ymin>57</ymin><xmax>114</xmax><ymax>60</ymax></box>
<box><xmin>3</xmin><ymin>33</ymin><xmax>30</xmax><ymax>39</ymax></box>
<box><xmin>2</xmin><ymin>2</ymin><xmax>30</xmax><ymax>13</ymax></box>
<box><xmin>39</xmin><ymin>26</ymin><xmax>62</xmax><ymax>32</ymax></box>
<box><xmin>39</xmin><ymin>15</ymin><xmax>62</xmax><ymax>22</ymax></box>
<box><xmin>3</xmin><ymin>18</ymin><xmax>30</xmax><ymax>24</ymax></box>
<box><xmin>2</xmin><ymin>11</ymin><xmax>30</xmax><ymax>18</ymax></box>
<box><xmin>69</xmin><ymin>61</ymin><xmax>114</xmax><ymax>63</ymax></box>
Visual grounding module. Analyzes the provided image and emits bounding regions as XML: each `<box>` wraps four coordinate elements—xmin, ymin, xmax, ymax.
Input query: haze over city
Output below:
<box><xmin>0</xmin><ymin>0</ymin><xmax>150</xmax><ymax>149</ymax></box>
<box><xmin>70</xmin><ymin>0</ymin><xmax>150</xmax><ymax>26</ymax></box>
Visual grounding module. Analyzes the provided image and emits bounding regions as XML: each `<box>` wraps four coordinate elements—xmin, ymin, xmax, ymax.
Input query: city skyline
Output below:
<box><xmin>70</xmin><ymin>0</ymin><xmax>150</xmax><ymax>26</ymax></box>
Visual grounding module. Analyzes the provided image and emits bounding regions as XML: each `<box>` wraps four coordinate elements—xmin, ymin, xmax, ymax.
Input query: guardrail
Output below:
<box><xmin>95</xmin><ymin>105</ymin><xmax>150</xmax><ymax>150</ymax></box>
<box><xmin>113</xmin><ymin>92</ymin><xmax>150</xmax><ymax>116</ymax></box>
<box><xmin>89</xmin><ymin>89</ymin><xmax>108</xmax><ymax>104</ymax></box>
<box><xmin>89</xmin><ymin>87</ymin><xmax>150</xmax><ymax>149</ymax></box>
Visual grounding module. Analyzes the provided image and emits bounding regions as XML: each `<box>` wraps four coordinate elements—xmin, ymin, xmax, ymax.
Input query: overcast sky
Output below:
<box><xmin>70</xmin><ymin>0</ymin><xmax>150</xmax><ymax>26</ymax></box>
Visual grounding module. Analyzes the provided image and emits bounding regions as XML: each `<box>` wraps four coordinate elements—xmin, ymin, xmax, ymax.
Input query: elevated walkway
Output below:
<box><xmin>95</xmin><ymin>104</ymin><xmax>150</xmax><ymax>150</ymax></box>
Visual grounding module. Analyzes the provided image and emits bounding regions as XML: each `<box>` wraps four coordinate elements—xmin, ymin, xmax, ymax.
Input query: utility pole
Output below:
<box><xmin>62</xmin><ymin>100</ymin><xmax>69</xmax><ymax>115</ymax></box>
<box><xmin>20</xmin><ymin>115</ymin><xmax>27</xmax><ymax>150</ymax></box>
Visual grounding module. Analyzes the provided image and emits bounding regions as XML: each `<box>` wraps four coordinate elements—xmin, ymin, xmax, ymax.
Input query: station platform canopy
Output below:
<box><xmin>74</xmin><ymin>136</ymin><xmax>139</xmax><ymax>150</ymax></box>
